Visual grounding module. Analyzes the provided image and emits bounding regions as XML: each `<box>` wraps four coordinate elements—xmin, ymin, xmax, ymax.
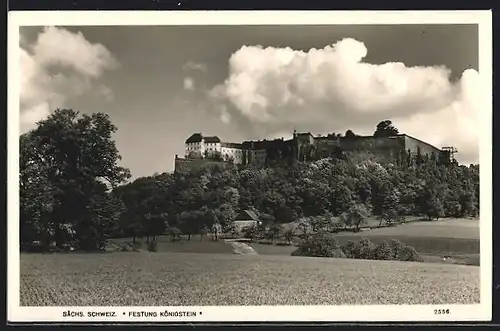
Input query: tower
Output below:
<box><xmin>441</xmin><ymin>146</ymin><xmax>458</xmax><ymax>163</ymax></box>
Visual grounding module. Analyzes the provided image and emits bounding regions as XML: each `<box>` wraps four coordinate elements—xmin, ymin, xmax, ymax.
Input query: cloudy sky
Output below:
<box><xmin>19</xmin><ymin>24</ymin><xmax>479</xmax><ymax>178</ymax></box>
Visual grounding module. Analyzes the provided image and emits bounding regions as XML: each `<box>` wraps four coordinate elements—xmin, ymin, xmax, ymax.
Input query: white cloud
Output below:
<box><xmin>183</xmin><ymin>76</ymin><xmax>195</xmax><ymax>91</ymax></box>
<box><xmin>220</xmin><ymin>106</ymin><xmax>231</xmax><ymax>124</ymax></box>
<box><xmin>210</xmin><ymin>38</ymin><xmax>480</xmax><ymax>164</ymax></box>
<box><xmin>30</xmin><ymin>26</ymin><xmax>119</xmax><ymax>78</ymax></box>
<box><xmin>182</xmin><ymin>61</ymin><xmax>207</xmax><ymax>73</ymax></box>
<box><xmin>19</xmin><ymin>26</ymin><xmax>118</xmax><ymax>133</ymax></box>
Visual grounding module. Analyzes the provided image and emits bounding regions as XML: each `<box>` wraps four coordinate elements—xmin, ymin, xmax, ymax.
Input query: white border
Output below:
<box><xmin>8</xmin><ymin>10</ymin><xmax>492</xmax><ymax>323</ymax></box>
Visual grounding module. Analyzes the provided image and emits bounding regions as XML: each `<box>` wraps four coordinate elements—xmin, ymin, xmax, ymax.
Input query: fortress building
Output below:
<box><xmin>175</xmin><ymin>130</ymin><xmax>454</xmax><ymax>172</ymax></box>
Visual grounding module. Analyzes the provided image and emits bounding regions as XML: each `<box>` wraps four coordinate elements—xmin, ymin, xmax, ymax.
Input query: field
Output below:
<box><xmin>252</xmin><ymin>218</ymin><xmax>480</xmax><ymax>266</ymax></box>
<box><xmin>20</xmin><ymin>252</ymin><xmax>479</xmax><ymax>306</ymax></box>
<box><xmin>337</xmin><ymin>218</ymin><xmax>479</xmax><ymax>239</ymax></box>
<box><xmin>20</xmin><ymin>217</ymin><xmax>481</xmax><ymax>306</ymax></box>
<box><xmin>107</xmin><ymin>234</ymin><xmax>234</xmax><ymax>254</ymax></box>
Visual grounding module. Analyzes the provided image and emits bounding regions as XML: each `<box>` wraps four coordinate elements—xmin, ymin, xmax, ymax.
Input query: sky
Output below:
<box><xmin>19</xmin><ymin>24</ymin><xmax>480</xmax><ymax>179</ymax></box>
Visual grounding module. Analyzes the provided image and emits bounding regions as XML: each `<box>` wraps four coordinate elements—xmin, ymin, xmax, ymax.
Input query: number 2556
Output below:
<box><xmin>434</xmin><ymin>309</ymin><xmax>450</xmax><ymax>315</ymax></box>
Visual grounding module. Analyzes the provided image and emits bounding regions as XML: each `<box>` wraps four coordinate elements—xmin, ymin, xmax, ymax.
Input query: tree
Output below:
<box><xmin>373</xmin><ymin>120</ymin><xmax>399</xmax><ymax>137</ymax></box>
<box><xmin>20</xmin><ymin>109</ymin><xmax>131</xmax><ymax>251</ymax></box>
<box><xmin>113</xmin><ymin>173</ymin><xmax>173</xmax><ymax>243</ymax></box>
<box><xmin>200</xmin><ymin>224</ymin><xmax>210</xmax><ymax>241</ymax></box>
<box><xmin>292</xmin><ymin>232</ymin><xmax>345</xmax><ymax>258</ymax></box>
<box><xmin>166</xmin><ymin>226</ymin><xmax>182</xmax><ymax>243</ymax></box>
<box><xmin>242</xmin><ymin>225</ymin><xmax>258</xmax><ymax>242</ymax></box>
<box><xmin>423</xmin><ymin>195</ymin><xmax>445</xmax><ymax>220</ymax></box>
<box><xmin>179</xmin><ymin>210</ymin><xmax>203</xmax><ymax>241</ymax></box>
<box><xmin>343</xmin><ymin>204</ymin><xmax>371</xmax><ymax>232</ymax></box>
<box><xmin>144</xmin><ymin>213</ymin><xmax>168</xmax><ymax>243</ymax></box>
<box><xmin>269</xmin><ymin>223</ymin><xmax>284</xmax><ymax>243</ymax></box>
<box><xmin>79</xmin><ymin>132</ymin><xmax>480</xmax><ymax>252</ymax></box>
<box><xmin>345</xmin><ymin>129</ymin><xmax>356</xmax><ymax>138</ymax></box>
<box><xmin>415</xmin><ymin>146</ymin><xmax>424</xmax><ymax>166</ymax></box>
<box><xmin>338</xmin><ymin>212</ymin><xmax>351</xmax><ymax>230</ymax></box>
<box><xmin>419</xmin><ymin>184</ymin><xmax>445</xmax><ymax>220</ymax></box>
<box><xmin>224</xmin><ymin>222</ymin><xmax>239</xmax><ymax>238</ymax></box>
<box><xmin>332</xmin><ymin>185</ymin><xmax>355</xmax><ymax>216</ymax></box>
<box><xmin>378</xmin><ymin>188</ymin><xmax>400</xmax><ymax>226</ymax></box>
<box><xmin>460</xmin><ymin>190</ymin><xmax>478</xmax><ymax>217</ymax></box>
<box><xmin>309</xmin><ymin>214</ymin><xmax>330</xmax><ymax>233</ymax></box>
<box><xmin>76</xmin><ymin>188</ymin><xmax>126</xmax><ymax>250</ymax></box>
<box><xmin>20</xmin><ymin>132</ymin><xmax>56</xmax><ymax>250</ymax></box>
<box><xmin>218</xmin><ymin>203</ymin><xmax>237</xmax><ymax>227</ymax></box>
<box><xmin>120</xmin><ymin>218</ymin><xmax>143</xmax><ymax>245</ymax></box>
<box><xmin>273</xmin><ymin>205</ymin><xmax>296</xmax><ymax>223</ymax></box>
<box><xmin>284</xmin><ymin>229</ymin><xmax>295</xmax><ymax>245</ymax></box>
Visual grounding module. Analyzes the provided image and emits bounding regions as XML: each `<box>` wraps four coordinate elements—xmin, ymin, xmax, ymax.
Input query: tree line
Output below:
<box><xmin>20</xmin><ymin>109</ymin><xmax>479</xmax><ymax>251</ymax></box>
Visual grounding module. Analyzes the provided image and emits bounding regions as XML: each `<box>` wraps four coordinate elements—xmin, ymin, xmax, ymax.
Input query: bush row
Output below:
<box><xmin>291</xmin><ymin>233</ymin><xmax>423</xmax><ymax>262</ymax></box>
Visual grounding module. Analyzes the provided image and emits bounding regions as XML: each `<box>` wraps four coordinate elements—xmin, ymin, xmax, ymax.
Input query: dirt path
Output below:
<box><xmin>224</xmin><ymin>239</ymin><xmax>258</xmax><ymax>255</ymax></box>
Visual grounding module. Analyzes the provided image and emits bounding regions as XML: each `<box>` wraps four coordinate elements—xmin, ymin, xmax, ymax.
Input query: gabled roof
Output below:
<box><xmin>204</xmin><ymin>136</ymin><xmax>221</xmax><ymax>143</ymax></box>
<box><xmin>236</xmin><ymin>209</ymin><xmax>259</xmax><ymax>221</ymax></box>
<box><xmin>185</xmin><ymin>133</ymin><xmax>203</xmax><ymax>144</ymax></box>
<box><xmin>221</xmin><ymin>142</ymin><xmax>243</xmax><ymax>149</ymax></box>
<box><xmin>185</xmin><ymin>134</ymin><xmax>221</xmax><ymax>144</ymax></box>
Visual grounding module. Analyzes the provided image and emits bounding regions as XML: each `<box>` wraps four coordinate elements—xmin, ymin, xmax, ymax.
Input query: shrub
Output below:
<box><xmin>397</xmin><ymin>245</ymin><xmax>423</xmax><ymax>262</ymax></box>
<box><xmin>329</xmin><ymin>221</ymin><xmax>343</xmax><ymax>233</ymax></box>
<box><xmin>341</xmin><ymin>237</ymin><xmax>376</xmax><ymax>260</ymax></box>
<box><xmin>22</xmin><ymin>241</ymin><xmax>45</xmax><ymax>253</ymax></box>
<box><xmin>242</xmin><ymin>225</ymin><xmax>257</xmax><ymax>241</ymax></box>
<box><xmin>283</xmin><ymin>229</ymin><xmax>295</xmax><ymax>244</ymax></box>
<box><xmin>388</xmin><ymin>239</ymin><xmax>405</xmax><ymax>260</ymax></box>
<box><xmin>120</xmin><ymin>240</ymin><xmax>143</xmax><ymax>252</ymax></box>
<box><xmin>369</xmin><ymin>239</ymin><xmax>422</xmax><ymax>262</ymax></box>
<box><xmin>291</xmin><ymin>232</ymin><xmax>345</xmax><ymax>258</ymax></box>
<box><xmin>372</xmin><ymin>240</ymin><xmax>394</xmax><ymax>261</ymax></box>
<box><xmin>120</xmin><ymin>243</ymin><xmax>133</xmax><ymax>252</ymax></box>
<box><xmin>357</xmin><ymin>237</ymin><xmax>376</xmax><ymax>259</ymax></box>
<box><xmin>294</xmin><ymin>236</ymin><xmax>423</xmax><ymax>263</ymax></box>
<box><xmin>342</xmin><ymin>240</ymin><xmax>360</xmax><ymax>259</ymax></box>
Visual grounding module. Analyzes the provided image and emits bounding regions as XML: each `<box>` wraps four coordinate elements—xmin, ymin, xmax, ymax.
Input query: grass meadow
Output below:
<box><xmin>20</xmin><ymin>217</ymin><xmax>481</xmax><ymax>306</ymax></box>
<box><xmin>252</xmin><ymin>218</ymin><xmax>480</xmax><ymax>266</ymax></box>
<box><xmin>107</xmin><ymin>235</ymin><xmax>234</xmax><ymax>254</ymax></box>
<box><xmin>20</xmin><ymin>252</ymin><xmax>479</xmax><ymax>306</ymax></box>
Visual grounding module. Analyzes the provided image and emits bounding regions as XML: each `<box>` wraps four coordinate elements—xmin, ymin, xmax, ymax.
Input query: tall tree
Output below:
<box><xmin>418</xmin><ymin>183</ymin><xmax>445</xmax><ymax>220</ymax></box>
<box><xmin>345</xmin><ymin>129</ymin><xmax>356</xmax><ymax>138</ymax></box>
<box><xmin>378</xmin><ymin>188</ymin><xmax>401</xmax><ymax>226</ymax></box>
<box><xmin>373</xmin><ymin>120</ymin><xmax>399</xmax><ymax>137</ymax></box>
<box><xmin>20</xmin><ymin>109</ymin><xmax>131</xmax><ymax>251</ymax></box>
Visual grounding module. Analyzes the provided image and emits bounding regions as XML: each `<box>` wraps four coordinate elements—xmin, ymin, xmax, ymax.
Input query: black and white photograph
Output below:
<box><xmin>8</xmin><ymin>11</ymin><xmax>492</xmax><ymax>323</ymax></box>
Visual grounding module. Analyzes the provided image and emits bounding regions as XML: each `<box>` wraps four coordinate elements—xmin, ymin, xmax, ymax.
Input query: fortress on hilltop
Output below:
<box><xmin>174</xmin><ymin>130</ymin><xmax>456</xmax><ymax>173</ymax></box>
